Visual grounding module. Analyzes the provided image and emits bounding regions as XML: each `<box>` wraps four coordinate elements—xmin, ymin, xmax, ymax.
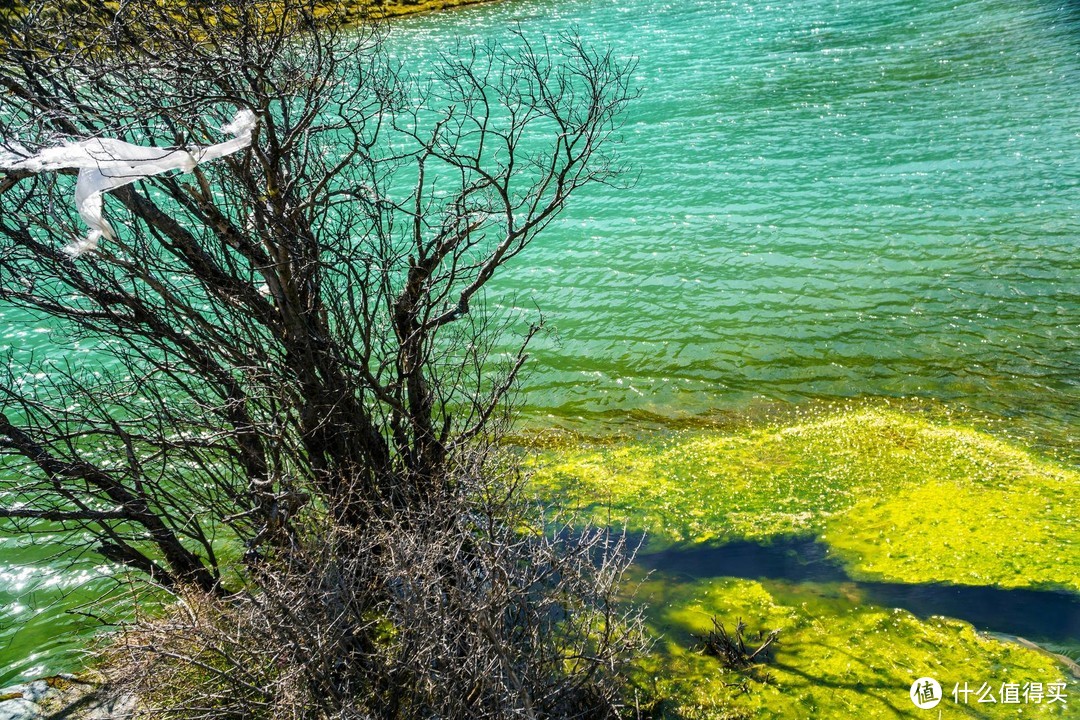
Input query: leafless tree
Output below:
<box><xmin>0</xmin><ymin>1</ymin><xmax>644</xmax><ymax>717</ymax></box>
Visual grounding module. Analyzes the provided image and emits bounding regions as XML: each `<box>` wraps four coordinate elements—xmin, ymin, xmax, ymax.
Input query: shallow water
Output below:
<box><xmin>637</xmin><ymin>537</ymin><xmax>1080</xmax><ymax>646</ymax></box>
<box><xmin>0</xmin><ymin>536</ymin><xmax>118</xmax><ymax>686</ymax></box>
<box><xmin>2</xmin><ymin>0</ymin><xmax>1079</xmax><ymax>686</ymax></box>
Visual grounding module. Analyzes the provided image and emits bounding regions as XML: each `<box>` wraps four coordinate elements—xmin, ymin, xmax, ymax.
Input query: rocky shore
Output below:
<box><xmin>0</xmin><ymin>677</ymin><xmax>134</xmax><ymax>720</ymax></box>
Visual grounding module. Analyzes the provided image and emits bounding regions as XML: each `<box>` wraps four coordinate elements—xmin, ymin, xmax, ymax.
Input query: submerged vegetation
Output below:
<box><xmin>530</xmin><ymin>405</ymin><xmax>1080</xmax><ymax>717</ymax></box>
<box><xmin>633</xmin><ymin>575</ymin><xmax>1074</xmax><ymax>719</ymax></box>
<box><xmin>531</xmin><ymin>406</ymin><xmax>1080</xmax><ymax>593</ymax></box>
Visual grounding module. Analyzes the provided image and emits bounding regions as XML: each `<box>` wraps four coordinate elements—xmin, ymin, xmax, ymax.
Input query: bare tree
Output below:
<box><xmin>0</xmin><ymin>1</ymin><xmax>644</xmax><ymax>717</ymax></box>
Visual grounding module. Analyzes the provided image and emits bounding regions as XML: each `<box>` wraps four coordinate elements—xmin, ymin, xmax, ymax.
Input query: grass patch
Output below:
<box><xmin>529</xmin><ymin>406</ymin><xmax>1080</xmax><ymax>592</ymax></box>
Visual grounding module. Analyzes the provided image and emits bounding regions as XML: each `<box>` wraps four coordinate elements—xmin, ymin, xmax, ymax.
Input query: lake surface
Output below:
<box><xmin>2</xmin><ymin>0</ymin><xmax>1079</xmax><ymax>686</ymax></box>
<box><xmin>393</xmin><ymin>0</ymin><xmax>1080</xmax><ymax>453</ymax></box>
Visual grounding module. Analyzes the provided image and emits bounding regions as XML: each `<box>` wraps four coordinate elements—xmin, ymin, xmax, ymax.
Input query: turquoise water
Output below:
<box><xmin>3</xmin><ymin>0</ymin><xmax>1080</xmax><ymax>685</ymax></box>
<box><xmin>394</xmin><ymin>0</ymin><xmax>1080</xmax><ymax>449</ymax></box>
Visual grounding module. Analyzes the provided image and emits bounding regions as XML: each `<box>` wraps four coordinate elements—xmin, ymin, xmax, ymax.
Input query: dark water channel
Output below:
<box><xmin>636</xmin><ymin>537</ymin><xmax>1080</xmax><ymax>645</ymax></box>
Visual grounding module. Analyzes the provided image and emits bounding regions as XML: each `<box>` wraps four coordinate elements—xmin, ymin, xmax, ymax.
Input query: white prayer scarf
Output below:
<box><xmin>0</xmin><ymin>109</ymin><xmax>256</xmax><ymax>256</ymax></box>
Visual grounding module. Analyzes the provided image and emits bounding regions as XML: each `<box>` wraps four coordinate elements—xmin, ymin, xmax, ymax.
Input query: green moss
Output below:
<box><xmin>631</xmin><ymin>575</ymin><xmax>1076</xmax><ymax>719</ymax></box>
<box><xmin>530</xmin><ymin>407</ymin><xmax>1080</xmax><ymax>592</ymax></box>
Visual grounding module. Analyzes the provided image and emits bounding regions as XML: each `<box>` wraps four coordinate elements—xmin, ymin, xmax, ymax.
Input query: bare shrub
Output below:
<box><xmin>696</xmin><ymin>617</ymin><xmax>779</xmax><ymax>676</ymax></box>
<box><xmin>106</xmin><ymin>461</ymin><xmax>648</xmax><ymax>719</ymax></box>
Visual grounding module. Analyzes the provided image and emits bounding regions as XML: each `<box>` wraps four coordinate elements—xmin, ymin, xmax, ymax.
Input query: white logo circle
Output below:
<box><xmin>910</xmin><ymin>677</ymin><xmax>942</xmax><ymax>709</ymax></box>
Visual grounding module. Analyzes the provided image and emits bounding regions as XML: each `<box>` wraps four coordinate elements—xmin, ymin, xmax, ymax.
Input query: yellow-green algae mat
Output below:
<box><xmin>529</xmin><ymin>407</ymin><xmax>1080</xmax><ymax>718</ymax></box>
<box><xmin>631</xmin><ymin>574</ymin><xmax>1074</xmax><ymax>718</ymax></box>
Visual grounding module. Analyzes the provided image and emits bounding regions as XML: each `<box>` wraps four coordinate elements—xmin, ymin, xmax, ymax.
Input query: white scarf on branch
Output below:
<box><xmin>0</xmin><ymin>109</ymin><xmax>256</xmax><ymax>257</ymax></box>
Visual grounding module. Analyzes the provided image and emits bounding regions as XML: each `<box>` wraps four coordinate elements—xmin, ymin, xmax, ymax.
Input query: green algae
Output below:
<box><xmin>529</xmin><ymin>407</ymin><xmax>1080</xmax><ymax>592</ymax></box>
<box><xmin>631</xmin><ymin>575</ymin><xmax>1076</xmax><ymax>719</ymax></box>
<box><xmin>533</xmin><ymin>405</ymin><xmax>1080</xmax><ymax>714</ymax></box>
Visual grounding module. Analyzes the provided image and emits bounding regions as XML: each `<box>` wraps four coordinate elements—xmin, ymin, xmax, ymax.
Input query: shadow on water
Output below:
<box><xmin>635</xmin><ymin>537</ymin><xmax>1080</xmax><ymax>644</ymax></box>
